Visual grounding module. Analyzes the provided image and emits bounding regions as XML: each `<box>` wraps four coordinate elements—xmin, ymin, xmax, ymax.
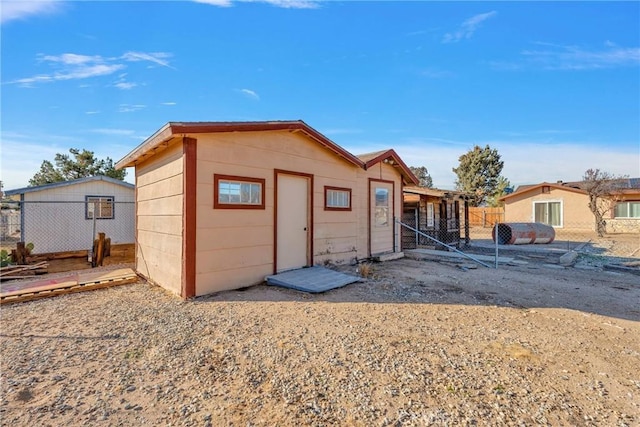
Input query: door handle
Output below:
<box><xmin>303</xmin><ymin>227</ymin><xmax>307</xmax><ymax>231</ymax></box>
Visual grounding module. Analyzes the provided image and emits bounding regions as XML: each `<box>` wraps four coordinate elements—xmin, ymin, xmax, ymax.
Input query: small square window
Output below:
<box><xmin>86</xmin><ymin>196</ymin><xmax>114</xmax><ymax>220</ymax></box>
<box><xmin>324</xmin><ymin>186</ymin><xmax>352</xmax><ymax>211</ymax></box>
<box><xmin>214</xmin><ymin>174</ymin><xmax>265</xmax><ymax>210</ymax></box>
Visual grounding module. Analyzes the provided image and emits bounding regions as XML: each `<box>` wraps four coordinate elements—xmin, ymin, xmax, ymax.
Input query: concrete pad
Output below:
<box><xmin>406</xmin><ymin>248</ymin><xmax>513</xmax><ymax>264</ymax></box>
<box><xmin>266</xmin><ymin>266</ymin><xmax>360</xmax><ymax>293</ymax></box>
<box><xmin>373</xmin><ymin>252</ymin><xmax>404</xmax><ymax>262</ymax></box>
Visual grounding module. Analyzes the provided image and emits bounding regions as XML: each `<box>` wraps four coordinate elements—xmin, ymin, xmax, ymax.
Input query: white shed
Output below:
<box><xmin>5</xmin><ymin>176</ymin><xmax>135</xmax><ymax>254</ymax></box>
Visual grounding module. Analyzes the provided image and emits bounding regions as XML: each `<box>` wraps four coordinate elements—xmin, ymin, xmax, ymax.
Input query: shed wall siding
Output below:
<box><xmin>135</xmin><ymin>142</ymin><xmax>185</xmax><ymax>296</ymax></box>
<box><xmin>21</xmin><ymin>181</ymin><xmax>134</xmax><ymax>253</ymax></box>
<box><xmin>193</xmin><ymin>131</ymin><xmax>361</xmax><ymax>295</ymax></box>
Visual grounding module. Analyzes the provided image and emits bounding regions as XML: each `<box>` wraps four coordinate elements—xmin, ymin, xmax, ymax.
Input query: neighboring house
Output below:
<box><xmin>4</xmin><ymin>176</ymin><xmax>135</xmax><ymax>253</ymax></box>
<box><xmin>500</xmin><ymin>180</ymin><xmax>640</xmax><ymax>233</ymax></box>
<box><xmin>402</xmin><ymin>186</ymin><xmax>470</xmax><ymax>249</ymax></box>
<box><xmin>115</xmin><ymin>120</ymin><xmax>418</xmax><ymax>298</ymax></box>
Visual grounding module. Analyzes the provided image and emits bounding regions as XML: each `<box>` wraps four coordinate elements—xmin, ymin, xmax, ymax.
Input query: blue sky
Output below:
<box><xmin>1</xmin><ymin>0</ymin><xmax>639</xmax><ymax>190</ymax></box>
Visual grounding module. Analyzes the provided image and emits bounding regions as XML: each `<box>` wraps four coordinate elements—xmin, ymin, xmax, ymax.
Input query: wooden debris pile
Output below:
<box><xmin>0</xmin><ymin>261</ymin><xmax>49</xmax><ymax>281</ymax></box>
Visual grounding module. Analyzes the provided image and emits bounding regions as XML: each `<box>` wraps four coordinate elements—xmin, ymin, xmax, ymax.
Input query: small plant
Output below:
<box><xmin>357</xmin><ymin>262</ymin><xmax>374</xmax><ymax>278</ymax></box>
<box><xmin>0</xmin><ymin>249</ymin><xmax>11</xmax><ymax>267</ymax></box>
<box><xmin>25</xmin><ymin>242</ymin><xmax>34</xmax><ymax>255</ymax></box>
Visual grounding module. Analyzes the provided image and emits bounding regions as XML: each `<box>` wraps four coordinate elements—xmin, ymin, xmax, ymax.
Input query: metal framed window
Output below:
<box><xmin>614</xmin><ymin>201</ymin><xmax>640</xmax><ymax>218</ymax></box>
<box><xmin>86</xmin><ymin>196</ymin><xmax>115</xmax><ymax>220</ymax></box>
<box><xmin>214</xmin><ymin>174</ymin><xmax>265</xmax><ymax>209</ymax></box>
<box><xmin>533</xmin><ymin>200</ymin><xmax>562</xmax><ymax>227</ymax></box>
<box><xmin>324</xmin><ymin>186</ymin><xmax>352</xmax><ymax>211</ymax></box>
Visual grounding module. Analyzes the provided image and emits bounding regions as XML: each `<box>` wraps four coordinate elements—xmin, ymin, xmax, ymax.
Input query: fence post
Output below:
<box><xmin>89</xmin><ymin>200</ymin><xmax>97</xmax><ymax>262</ymax></box>
<box><xmin>414</xmin><ymin>208</ymin><xmax>419</xmax><ymax>246</ymax></box>
<box><xmin>464</xmin><ymin>200</ymin><xmax>470</xmax><ymax>247</ymax></box>
<box><xmin>495</xmin><ymin>221</ymin><xmax>499</xmax><ymax>269</ymax></box>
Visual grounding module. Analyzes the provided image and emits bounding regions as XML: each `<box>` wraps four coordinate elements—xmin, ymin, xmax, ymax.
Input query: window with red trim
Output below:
<box><xmin>214</xmin><ymin>174</ymin><xmax>265</xmax><ymax>209</ymax></box>
<box><xmin>324</xmin><ymin>186</ymin><xmax>352</xmax><ymax>211</ymax></box>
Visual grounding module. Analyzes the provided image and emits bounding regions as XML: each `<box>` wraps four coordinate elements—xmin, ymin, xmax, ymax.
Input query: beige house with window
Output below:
<box><xmin>500</xmin><ymin>181</ymin><xmax>640</xmax><ymax>233</ymax></box>
<box><xmin>115</xmin><ymin>121</ymin><xmax>418</xmax><ymax>298</ymax></box>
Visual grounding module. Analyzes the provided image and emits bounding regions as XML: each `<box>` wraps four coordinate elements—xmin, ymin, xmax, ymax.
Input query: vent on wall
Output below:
<box><xmin>542</xmin><ymin>186</ymin><xmax>551</xmax><ymax>194</ymax></box>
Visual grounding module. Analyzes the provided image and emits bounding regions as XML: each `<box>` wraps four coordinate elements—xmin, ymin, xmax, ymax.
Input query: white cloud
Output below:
<box><xmin>90</xmin><ymin>128</ymin><xmax>137</xmax><ymax>136</ymax></box>
<box><xmin>8</xmin><ymin>51</ymin><xmax>173</xmax><ymax>87</ymax></box>
<box><xmin>40</xmin><ymin>53</ymin><xmax>101</xmax><ymax>65</ymax></box>
<box><xmin>114</xmin><ymin>82</ymin><xmax>136</xmax><ymax>89</ymax></box>
<box><xmin>85</xmin><ymin>111</ymin><xmax>100</xmax><ymax>115</ymax></box>
<box><xmin>161</xmin><ymin>102</ymin><xmax>177</xmax><ymax>106</ymax></box>
<box><xmin>193</xmin><ymin>0</ymin><xmax>233</xmax><ymax>6</ymax></box>
<box><xmin>442</xmin><ymin>11</ymin><xmax>497</xmax><ymax>44</ymax></box>
<box><xmin>520</xmin><ymin>42</ymin><xmax>640</xmax><ymax>70</ymax></box>
<box><xmin>118</xmin><ymin>104</ymin><xmax>146</xmax><ymax>113</ymax></box>
<box><xmin>260</xmin><ymin>0</ymin><xmax>320</xmax><ymax>8</ymax></box>
<box><xmin>194</xmin><ymin>0</ymin><xmax>320</xmax><ymax>8</ymax></box>
<box><xmin>11</xmin><ymin>63</ymin><xmax>125</xmax><ymax>86</ymax></box>
<box><xmin>121</xmin><ymin>51</ymin><xmax>173</xmax><ymax>68</ymax></box>
<box><xmin>0</xmin><ymin>0</ymin><xmax>63</xmax><ymax>24</ymax></box>
<box><xmin>239</xmin><ymin>88</ymin><xmax>260</xmax><ymax>100</ymax></box>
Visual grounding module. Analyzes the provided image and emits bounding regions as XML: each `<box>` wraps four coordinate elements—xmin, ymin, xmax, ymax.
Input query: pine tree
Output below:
<box><xmin>29</xmin><ymin>148</ymin><xmax>126</xmax><ymax>186</ymax></box>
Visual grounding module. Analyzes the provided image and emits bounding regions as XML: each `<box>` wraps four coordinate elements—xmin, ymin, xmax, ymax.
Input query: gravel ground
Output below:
<box><xmin>1</xmin><ymin>258</ymin><xmax>639</xmax><ymax>426</ymax></box>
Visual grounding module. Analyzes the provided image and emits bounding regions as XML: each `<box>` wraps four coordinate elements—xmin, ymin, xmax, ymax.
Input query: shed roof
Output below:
<box><xmin>403</xmin><ymin>186</ymin><xmax>466</xmax><ymax>199</ymax></box>
<box><xmin>115</xmin><ymin>120</ymin><xmax>366</xmax><ymax>170</ymax></box>
<box><xmin>356</xmin><ymin>149</ymin><xmax>419</xmax><ymax>185</ymax></box>
<box><xmin>4</xmin><ymin>176</ymin><xmax>134</xmax><ymax>196</ymax></box>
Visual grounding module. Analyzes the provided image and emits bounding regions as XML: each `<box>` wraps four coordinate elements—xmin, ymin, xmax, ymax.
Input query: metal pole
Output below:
<box><xmin>495</xmin><ymin>221</ymin><xmax>499</xmax><ymax>269</ymax></box>
<box><xmin>396</xmin><ymin>218</ymin><xmax>492</xmax><ymax>268</ymax></box>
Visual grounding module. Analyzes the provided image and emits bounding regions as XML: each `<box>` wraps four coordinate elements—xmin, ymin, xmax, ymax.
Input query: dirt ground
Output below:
<box><xmin>1</xmin><ymin>257</ymin><xmax>639</xmax><ymax>426</ymax></box>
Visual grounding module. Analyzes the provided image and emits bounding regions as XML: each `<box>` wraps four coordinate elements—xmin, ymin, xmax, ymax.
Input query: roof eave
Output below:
<box><xmin>115</xmin><ymin>123</ymin><xmax>174</xmax><ymax>170</ymax></box>
<box><xmin>115</xmin><ymin>121</ymin><xmax>365</xmax><ymax>170</ymax></box>
<box><xmin>363</xmin><ymin>149</ymin><xmax>420</xmax><ymax>186</ymax></box>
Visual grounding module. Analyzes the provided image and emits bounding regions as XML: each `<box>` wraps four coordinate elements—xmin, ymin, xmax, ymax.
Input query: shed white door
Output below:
<box><xmin>276</xmin><ymin>173</ymin><xmax>310</xmax><ymax>272</ymax></box>
<box><xmin>370</xmin><ymin>181</ymin><xmax>394</xmax><ymax>255</ymax></box>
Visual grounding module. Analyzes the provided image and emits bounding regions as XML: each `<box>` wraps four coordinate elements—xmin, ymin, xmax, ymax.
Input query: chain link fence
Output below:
<box><xmin>0</xmin><ymin>201</ymin><xmax>135</xmax><ymax>254</ymax></box>
<box><xmin>399</xmin><ymin>216</ymin><xmax>639</xmax><ymax>269</ymax></box>
<box><xmin>466</xmin><ymin>220</ymin><xmax>639</xmax><ymax>267</ymax></box>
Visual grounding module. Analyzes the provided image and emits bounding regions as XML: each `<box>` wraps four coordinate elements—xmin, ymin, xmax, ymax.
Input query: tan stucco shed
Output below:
<box><xmin>116</xmin><ymin>120</ymin><xmax>418</xmax><ymax>298</ymax></box>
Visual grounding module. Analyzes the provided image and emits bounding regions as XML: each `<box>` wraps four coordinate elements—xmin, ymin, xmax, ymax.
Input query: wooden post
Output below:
<box><xmin>15</xmin><ymin>242</ymin><xmax>27</xmax><ymax>265</ymax></box>
<box><xmin>95</xmin><ymin>232</ymin><xmax>106</xmax><ymax>267</ymax></box>
<box><xmin>105</xmin><ymin>237</ymin><xmax>111</xmax><ymax>257</ymax></box>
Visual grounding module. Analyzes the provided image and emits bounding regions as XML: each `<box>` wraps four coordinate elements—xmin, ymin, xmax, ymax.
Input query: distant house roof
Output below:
<box><xmin>501</xmin><ymin>178</ymin><xmax>640</xmax><ymax>202</ymax></box>
<box><xmin>558</xmin><ymin>177</ymin><xmax>640</xmax><ymax>190</ymax></box>
<box><xmin>356</xmin><ymin>149</ymin><xmax>419</xmax><ymax>185</ymax></box>
<box><xmin>403</xmin><ymin>186</ymin><xmax>467</xmax><ymax>199</ymax></box>
<box><xmin>115</xmin><ymin>120</ymin><xmax>365</xmax><ymax>170</ymax></box>
<box><xmin>4</xmin><ymin>176</ymin><xmax>134</xmax><ymax>196</ymax></box>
